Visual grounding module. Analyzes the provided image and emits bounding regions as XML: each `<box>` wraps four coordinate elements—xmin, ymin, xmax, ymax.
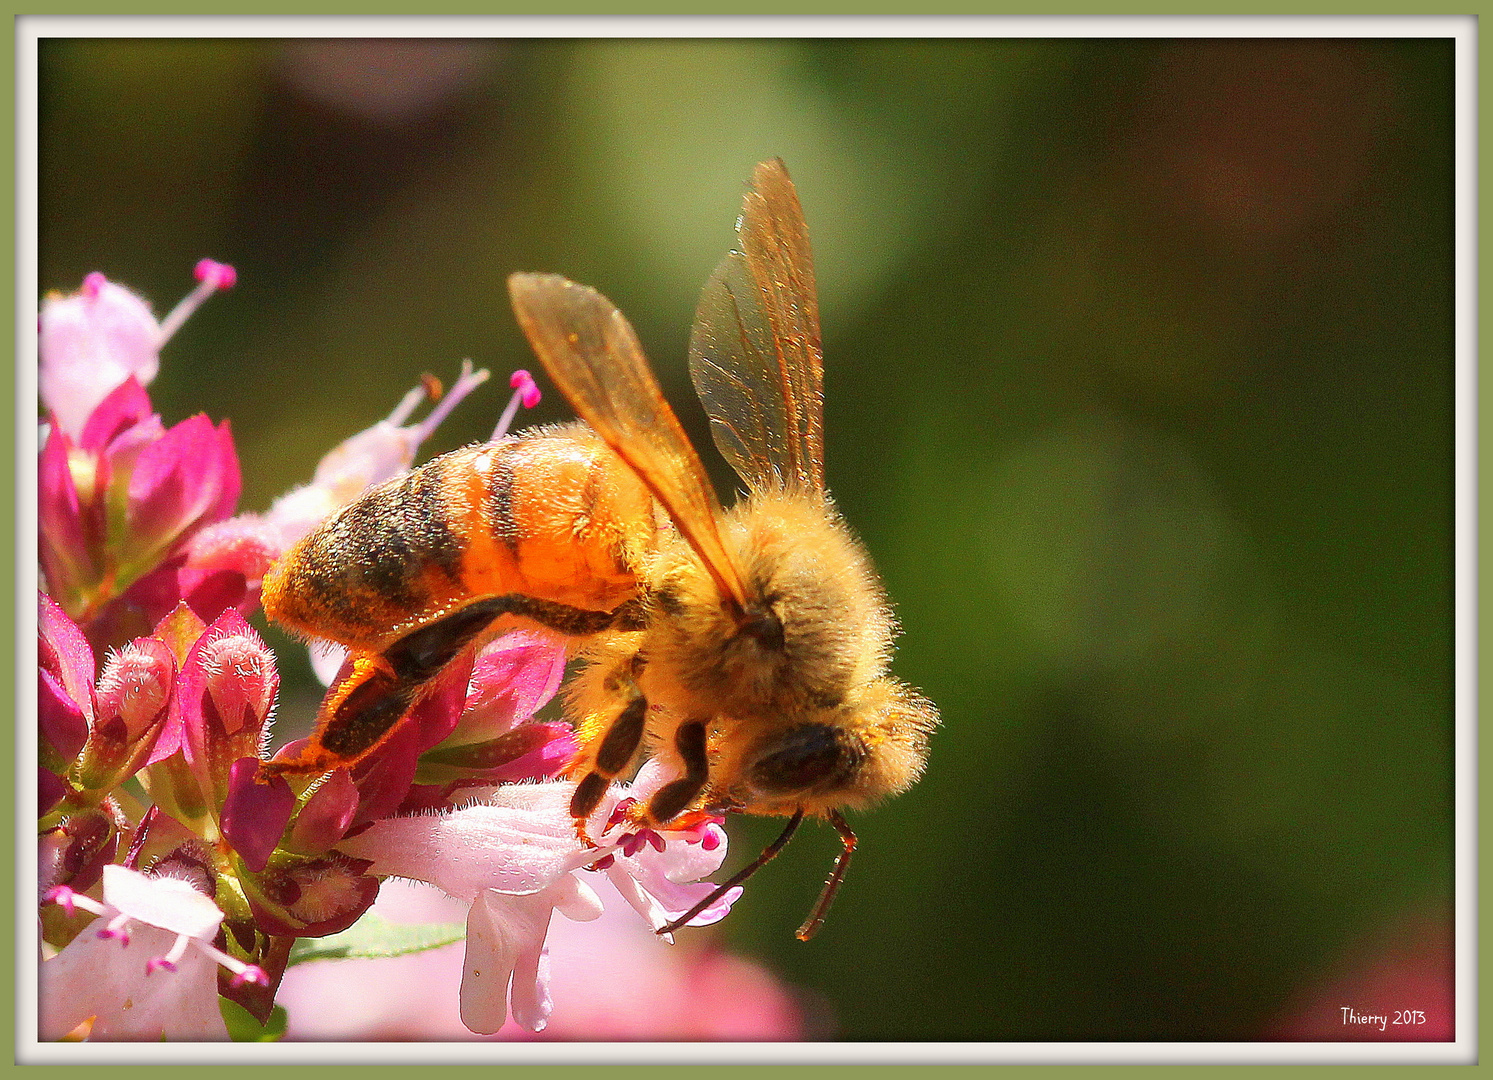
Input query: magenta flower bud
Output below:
<box><xmin>38</xmin><ymin>593</ymin><xmax>96</xmax><ymax>723</ymax></box>
<box><xmin>37</xmin><ymin>427</ymin><xmax>96</xmax><ymax>613</ymax></box>
<box><xmin>404</xmin><ymin>651</ymin><xmax>477</xmax><ymax>754</ymax></box>
<box><xmin>39</xmin><ymin>668</ymin><xmax>88</xmax><ymax>774</ymax></box>
<box><xmin>39</xmin><ymin>767</ymin><xmax>69</xmax><ymax>816</ymax></box>
<box><xmin>346</xmin><ymin>722</ymin><xmax>423</xmax><ymax>827</ymax></box>
<box><xmin>220</xmin><ymin>757</ymin><xmax>294</xmax><ymax>873</ymax></box>
<box><xmin>178</xmin><ymin>610</ymin><xmax>279</xmax><ymax>810</ymax></box>
<box><xmin>439</xmin><ymin>632</ymin><xmax>568</xmax><ymax>749</ymax></box>
<box><xmin>94</xmin><ymin>637</ymin><xmax>176</xmax><ymax>745</ymax></box>
<box><xmin>420</xmin><ymin>722</ymin><xmax>577</xmax><ymax>782</ymax></box>
<box><xmin>287</xmin><ymin>769</ymin><xmax>359</xmax><ymax>855</ymax></box>
<box><xmin>39</xmin><ymin>275</ymin><xmax>161</xmax><ymax>441</ymax></box>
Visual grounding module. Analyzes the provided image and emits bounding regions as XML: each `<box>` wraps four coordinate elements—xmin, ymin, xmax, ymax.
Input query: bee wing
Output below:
<box><xmin>508</xmin><ymin>272</ymin><xmax>751</xmax><ymax>610</ymax></box>
<box><xmin>688</xmin><ymin>158</ymin><xmax>825</xmax><ymax>494</ymax></box>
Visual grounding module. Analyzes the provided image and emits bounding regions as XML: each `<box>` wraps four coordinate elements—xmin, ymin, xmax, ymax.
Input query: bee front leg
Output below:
<box><xmin>645</xmin><ymin>720</ymin><xmax>710</xmax><ymax>825</ymax></box>
<box><xmin>569</xmin><ymin>656</ymin><xmax>650</xmax><ymax>838</ymax></box>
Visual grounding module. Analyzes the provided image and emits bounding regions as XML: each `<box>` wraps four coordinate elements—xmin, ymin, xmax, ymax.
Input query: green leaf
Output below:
<box><xmin>220</xmin><ymin>997</ymin><xmax>287</xmax><ymax>1042</ymax></box>
<box><xmin>287</xmin><ymin>913</ymin><xmax>467</xmax><ymax>966</ymax></box>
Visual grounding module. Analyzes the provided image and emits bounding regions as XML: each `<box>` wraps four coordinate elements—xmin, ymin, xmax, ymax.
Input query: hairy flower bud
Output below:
<box><xmin>178</xmin><ymin>610</ymin><xmax>278</xmax><ymax>814</ymax></box>
<box><xmin>74</xmin><ymin>637</ymin><xmax>176</xmax><ymax>794</ymax></box>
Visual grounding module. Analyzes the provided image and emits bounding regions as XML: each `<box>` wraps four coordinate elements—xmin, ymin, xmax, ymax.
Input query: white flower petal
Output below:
<box><xmin>101</xmin><ymin>864</ymin><xmax>222</xmax><ymax>941</ymax></box>
<box><xmin>307</xmin><ymin>638</ymin><xmax>348</xmax><ymax>688</ymax></box>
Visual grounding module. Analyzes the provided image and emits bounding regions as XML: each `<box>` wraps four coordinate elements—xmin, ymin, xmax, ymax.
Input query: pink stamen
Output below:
<box><xmin>81</xmin><ymin>272</ymin><xmax>107</xmax><ymax>299</ymax></box>
<box><xmin>410</xmin><ymin>359</ymin><xmax>490</xmax><ymax>444</ymax></box>
<box><xmin>199</xmin><ymin>939</ymin><xmax>269</xmax><ymax>987</ymax></box>
<box><xmin>590</xmin><ymin>854</ymin><xmax>616</xmax><ymax>871</ymax></box>
<box><xmin>384</xmin><ymin>383</ymin><xmax>432</xmax><ymax>429</ymax></box>
<box><xmin>97</xmin><ymin>914</ymin><xmax>132</xmax><ymax>947</ymax></box>
<box><xmin>619</xmin><ymin>827</ymin><xmax>665</xmax><ymax>858</ymax></box>
<box><xmin>44</xmin><ymin>885</ymin><xmax>76</xmax><ymax>915</ymax></box>
<box><xmin>512</xmin><ymin>368</ymin><xmax>541</xmax><ymax>409</ymax></box>
<box><xmin>679</xmin><ymin>817</ymin><xmax>726</xmax><ymax>850</ymax></box>
<box><xmin>146</xmin><ymin>933</ymin><xmax>191</xmax><ymax>975</ymax></box>
<box><xmin>491</xmin><ymin>369</ymin><xmax>542</xmax><ymax>441</ymax></box>
<box><xmin>158</xmin><ymin>259</ymin><xmax>237</xmax><ymax>345</ymax></box>
<box><xmin>605</xmin><ymin>798</ymin><xmax>638</xmax><ymax>832</ymax></box>
<box><xmin>193</xmin><ymin>258</ymin><xmax>237</xmax><ymax>290</ymax></box>
<box><xmin>230</xmin><ymin>964</ymin><xmax>270</xmax><ymax>989</ymax></box>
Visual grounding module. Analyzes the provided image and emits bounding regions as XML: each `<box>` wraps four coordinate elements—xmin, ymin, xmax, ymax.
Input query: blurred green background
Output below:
<box><xmin>38</xmin><ymin>37</ymin><xmax>1454</xmax><ymax>1041</ymax></box>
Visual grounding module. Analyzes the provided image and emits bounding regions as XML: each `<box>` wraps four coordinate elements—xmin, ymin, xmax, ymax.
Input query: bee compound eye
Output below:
<box><xmin>747</xmin><ymin>723</ymin><xmax>858</xmax><ymax>795</ymax></box>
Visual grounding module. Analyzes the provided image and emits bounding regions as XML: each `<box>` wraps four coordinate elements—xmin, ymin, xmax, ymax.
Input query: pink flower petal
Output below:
<box><xmin>40</xmin><ymin>921</ymin><xmax>228</xmax><ymax>1041</ymax></box>
<box><xmin>78</xmin><ymin>376</ymin><xmax>154</xmax><ymax>453</ymax></box>
<box><xmin>39</xmin><ymin>277</ymin><xmax>162</xmax><ymax>442</ymax></box>
<box><xmin>337</xmin><ymin>782</ymin><xmax>583</xmax><ymax>901</ymax></box>
<box><xmin>460</xmin><ymin>888</ymin><xmax>560</xmax><ymax>1035</ymax></box>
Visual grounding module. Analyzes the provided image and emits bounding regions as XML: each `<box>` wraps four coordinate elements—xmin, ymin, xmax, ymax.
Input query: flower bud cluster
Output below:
<box><xmin>36</xmin><ymin>262</ymin><xmax>763</xmax><ymax>1043</ymax></box>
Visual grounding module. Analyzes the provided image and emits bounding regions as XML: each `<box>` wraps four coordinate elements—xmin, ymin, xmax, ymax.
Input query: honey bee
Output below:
<box><xmin>262</xmin><ymin>159</ymin><xmax>938</xmax><ymax>939</ymax></box>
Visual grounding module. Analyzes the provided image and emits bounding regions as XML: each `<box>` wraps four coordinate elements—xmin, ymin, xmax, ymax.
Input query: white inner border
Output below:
<box><xmin>17</xmin><ymin>13</ymin><xmax>1476</xmax><ymax>1067</ymax></box>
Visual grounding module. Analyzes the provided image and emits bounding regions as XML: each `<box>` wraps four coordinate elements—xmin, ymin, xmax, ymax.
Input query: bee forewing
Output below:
<box><xmin>508</xmin><ymin>272</ymin><xmax>751</xmax><ymax>610</ymax></box>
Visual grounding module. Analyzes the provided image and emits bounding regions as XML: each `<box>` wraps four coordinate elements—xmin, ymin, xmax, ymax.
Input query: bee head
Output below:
<box><xmin>732</xmin><ymin>677</ymin><xmax>939</xmax><ymax>816</ymax></box>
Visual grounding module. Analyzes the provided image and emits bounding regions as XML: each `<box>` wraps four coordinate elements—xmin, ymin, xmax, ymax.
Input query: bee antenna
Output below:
<box><xmin>795</xmin><ymin>809</ymin><xmax>856</xmax><ymax>942</ymax></box>
<box><xmin>656</xmin><ymin>808</ymin><xmax>804</xmax><ymax>936</ymax></box>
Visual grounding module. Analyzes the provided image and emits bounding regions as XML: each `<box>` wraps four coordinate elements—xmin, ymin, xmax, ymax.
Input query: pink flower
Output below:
<box><xmin>39</xmin><ymin>261</ymin><xmax>235</xmax><ymax>442</ymax></box>
<box><xmin>336</xmin><ymin>762</ymin><xmax>742</xmax><ymax>1035</ymax></box>
<box><xmin>40</xmin><ymin>378</ymin><xmax>241</xmax><ymax>647</ymax></box>
<box><xmin>276</xmin><ymin>878</ymin><xmax>807</xmax><ymax>1041</ymax></box>
<box><xmin>187</xmin><ymin>361</ymin><xmax>494</xmax><ymax>607</ymax></box>
<box><xmin>39</xmin><ymin>863</ymin><xmax>265</xmax><ymax>1041</ymax></box>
